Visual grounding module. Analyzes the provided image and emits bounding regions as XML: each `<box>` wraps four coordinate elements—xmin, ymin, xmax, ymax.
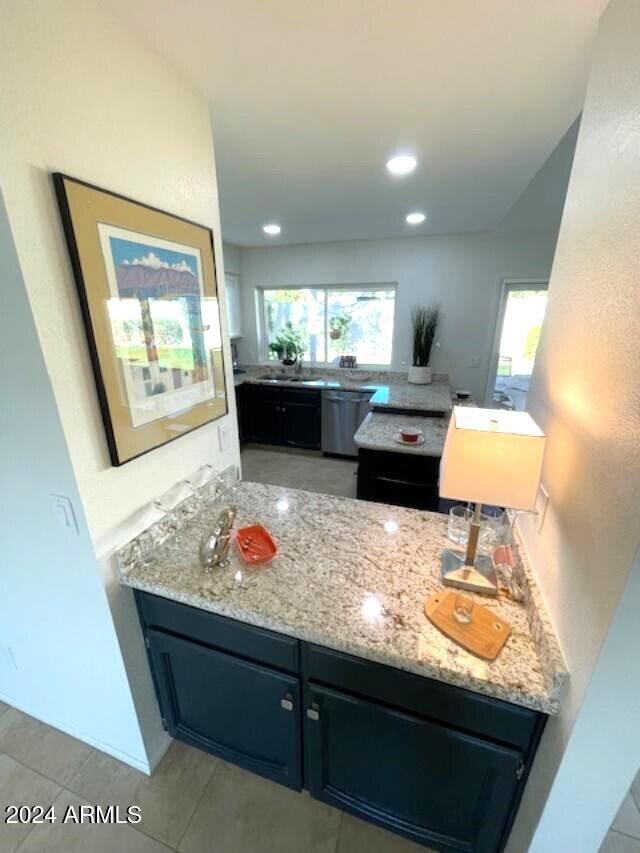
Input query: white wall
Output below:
<box><xmin>0</xmin><ymin>0</ymin><xmax>241</xmax><ymax>547</ymax></box>
<box><xmin>506</xmin><ymin>0</ymin><xmax>640</xmax><ymax>848</ymax></box>
<box><xmin>236</xmin><ymin>231</ymin><xmax>556</xmax><ymax>400</ymax></box>
<box><xmin>223</xmin><ymin>241</ymin><xmax>241</xmax><ymax>275</ymax></box>
<box><xmin>0</xmin><ymin>192</ymin><xmax>148</xmax><ymax>769</ymax></box>
<box><xmin>0</xmin><ymin>0</ymin><xmax>241</xmax><ymax>770</ymax></box>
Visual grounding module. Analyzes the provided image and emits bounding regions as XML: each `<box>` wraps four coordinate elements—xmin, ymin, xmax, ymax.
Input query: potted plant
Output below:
<box><xmin>329</xmin><ymin>314</ymin><xmax>350</xmax><ymax>340</ymax></box>
<box><xmin>409</xmin><ymin>305</ymin><xmax>440</xmax><ymax>384</ymax></box>
<box><xmin>267</xmin><ymin>322</ymin><xmax>306</xmax><ymax>364</ymax></box>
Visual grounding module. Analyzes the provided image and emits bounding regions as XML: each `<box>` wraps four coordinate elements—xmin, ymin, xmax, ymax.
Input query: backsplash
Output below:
<box><xmin>236</xmin><ymin>363</ymin><xmax>449</xmax><ymax>385</ymax></box>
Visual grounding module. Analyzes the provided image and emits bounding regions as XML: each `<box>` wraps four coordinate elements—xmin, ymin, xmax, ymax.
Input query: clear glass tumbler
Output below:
<box><xmin>453</xmin><ymin>592</ymin><xmax>474</xmax><ymax>624</ymax></box>
<box><xmin>448</xmin><ymin>505</ymin><xmax>473</xmax><ymax>545</ymax></box>
<box><xmin>478</xmin><ymin>507</ymin><xmax>506</xmax><ymax>552</ymax></box>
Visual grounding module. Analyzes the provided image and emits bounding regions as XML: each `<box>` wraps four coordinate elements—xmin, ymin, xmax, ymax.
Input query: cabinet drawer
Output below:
<box><xmin>359</xmin><ymin>448</ymin><xmax>441</xmax><ymax>484</ymax></box>
<box><xmin>281</xmin><ymin>387</ymin><xmax>321</xmax><ymax>405</ymax></box>
<box><xmin>302</xmin><ymin>643</ymin><xmax>539</xmax><ymax>751</ymax></box>
<box><xmin>136</xmin><ymin>591</ymin><xmax>300</xmax><ymax>673</ymax></box>
<box><xmin>358</xmin><ymin>473</ymin><xmax>440</xmax><ymax>511</ymax></box>
<box><xmin>148</xmin><ymin>629</ymin><xmax>302</xmax><ymax>789</ymax></box>
<box><xmin>244</xmin><ymin>383</ymin><xmax>282</xmax><ymax>403</ymax></box>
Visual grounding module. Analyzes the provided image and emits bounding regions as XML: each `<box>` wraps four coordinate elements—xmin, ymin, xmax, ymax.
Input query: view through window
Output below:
<box><xmin>262</xmin><ymin>286</ymin><xmax>395</xmax><ymax>365</ymax></box>
<box><xmin>492</xmin><ymin>286</ymin><xmax>548</xmax><ymax>410</ymax></box>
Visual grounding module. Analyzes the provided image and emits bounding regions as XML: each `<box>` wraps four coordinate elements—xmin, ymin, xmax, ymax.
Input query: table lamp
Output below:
<box><xmin>439</xmin><ymin>407</ymin><xmax>546</xmax><ymax>595</ymax></box>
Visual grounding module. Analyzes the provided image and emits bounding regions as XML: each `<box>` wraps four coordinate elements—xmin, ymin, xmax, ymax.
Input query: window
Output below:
<box><xmin>261</xmin><ymin>285</ymin><xmax>395</xmax><ymax>366</ymax></box>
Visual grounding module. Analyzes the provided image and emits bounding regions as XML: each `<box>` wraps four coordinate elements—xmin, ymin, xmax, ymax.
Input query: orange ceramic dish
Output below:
<box><xmin>235</xmin><ymin>524</ymin><xmax>278</xmax><ymax>565</ymax></box>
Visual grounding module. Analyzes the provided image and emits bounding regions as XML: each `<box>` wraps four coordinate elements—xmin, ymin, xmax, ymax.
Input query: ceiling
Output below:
<box><xmin>108</xmin><ymin>0</ymin><xmax>607</xmax><ymax>246</ymax></box>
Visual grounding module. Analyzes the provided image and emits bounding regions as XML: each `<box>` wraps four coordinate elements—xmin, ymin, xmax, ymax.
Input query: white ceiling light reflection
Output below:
<box><xmin>383</xmin><ymin>520</ymin><xmax>398</xmax><ymax>534</ymax></box>
<box><xmin>276</xmin><ymin>499</ymin><xmax>289</xmax><ymax>512</ymax></box>
<box><xmin>361</xmin><ymin>594</ymin><xmax>384</xmax><ymax>622</ymax></box>
<box><xmin>386</xmin><ymin>154</ymin><xmax>417</xmax><ymax>176</ymax></box>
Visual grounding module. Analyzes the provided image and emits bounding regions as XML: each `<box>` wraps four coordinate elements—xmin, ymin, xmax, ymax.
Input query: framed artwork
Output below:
<box><xmin>53</xmin><ymin>173</ymin><xmax>228</xmax><ymax>466</ymax></box>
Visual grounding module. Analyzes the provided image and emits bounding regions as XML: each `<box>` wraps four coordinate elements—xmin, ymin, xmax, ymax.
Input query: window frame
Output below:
<box><xmin>257</xmin><ymin>282</ymin><xmax>397</xmax><ymax>368</ymax></box>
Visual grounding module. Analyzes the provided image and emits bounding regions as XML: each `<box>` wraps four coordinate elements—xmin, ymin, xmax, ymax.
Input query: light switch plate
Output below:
<box><xmin>535</xmin><ymin>484</ymin><xmax>550</xmax><ymax>532</ymax></box>
<box><xmin>0</xmin><ymin>642</ymin><xmax>17</xmax><ymax>671</ymax></box>
<box><xmin>49</xmin><ymin>494</ymin><xmax>79</xmax><ymax>535</ymax></box>
<box><xmin>218</xmin><ymin>422</ymin><xmax>231</xmax><ymax>453</ymax></box>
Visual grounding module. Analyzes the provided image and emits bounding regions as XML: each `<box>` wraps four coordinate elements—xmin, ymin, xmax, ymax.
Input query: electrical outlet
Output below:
<box><xmin>49</xmin><ymin>494</ymin><xmax>79</xmax><ymax>535</ymax></box>
<box><xmin>535</xmin><ymin>484</ymin><xmax>550</xmax><ymax>532</ymax></box>
<box><xmin>0</xmin><ymin>643</ymin><xmax>17</xmax><ymax>671</ymax></box>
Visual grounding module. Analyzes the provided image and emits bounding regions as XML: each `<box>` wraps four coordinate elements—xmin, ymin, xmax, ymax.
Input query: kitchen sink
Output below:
<box><xmin>257</xmin><ymin>374</ymin><xmax>306</xmax><ymax>382</ymax></box>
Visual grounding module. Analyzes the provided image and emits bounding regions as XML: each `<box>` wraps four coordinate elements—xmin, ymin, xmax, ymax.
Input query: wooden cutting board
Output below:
<box><xmin>424</xmin><ymin>591</ymin><xmax>512</xmax><ymax>661</ymax></box>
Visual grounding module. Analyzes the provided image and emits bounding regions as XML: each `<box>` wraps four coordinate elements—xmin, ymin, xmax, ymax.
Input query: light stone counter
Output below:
<box><xmin>368</xmin><ymin>381</ymin><xmax>452</xmax><ymax>413</ymax></box>
<box><xmin>119</xmin><ymin>481</ymin><xmax>566</xmax><ymax>714</ymax></box>
<box><xmin>355</xmin><ymin>412</ymin><xmax>447</xmax><ymax>457</ymax></box>
<box><xmin>233</xmin><ymin>366</ymin><xmax>452</xmax><ymax>414</ymax></box>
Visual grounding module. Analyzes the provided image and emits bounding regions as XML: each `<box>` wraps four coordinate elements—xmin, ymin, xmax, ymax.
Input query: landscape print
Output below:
<box><xmin>99</xmin><ymin>225</ymin><xmax>217</xmax><ymax>428</ymax></box>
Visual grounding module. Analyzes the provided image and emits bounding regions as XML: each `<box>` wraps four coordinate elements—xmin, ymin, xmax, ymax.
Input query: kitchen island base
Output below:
<box><xmin>135</xmin><ymin>590</ymin><xmax>545</xmax><ymax>853</ymax></box>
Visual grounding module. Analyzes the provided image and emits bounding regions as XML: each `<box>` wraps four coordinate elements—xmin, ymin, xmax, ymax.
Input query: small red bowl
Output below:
<box><xmin>400</xmin><ymin>427</ymin><xmax>423</xmax><ymax>443</ymax></box>
<box><xmin>235</xmin><ymin>524</ymin><xmax>278</xmax><ymax>564</ymax></box>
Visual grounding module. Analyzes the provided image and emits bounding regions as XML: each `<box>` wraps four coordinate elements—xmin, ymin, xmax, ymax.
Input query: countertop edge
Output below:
<box><xmin>121</xmin><ymin>573</ymin><xmax>561</xmax><ymax>715</ymax></box>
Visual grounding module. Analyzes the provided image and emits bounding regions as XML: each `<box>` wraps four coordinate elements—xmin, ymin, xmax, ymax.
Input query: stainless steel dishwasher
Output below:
<box><xmin>321</xmin><ymin>389</ymin><xmax>373</xmax><ymax>456</ymax></box>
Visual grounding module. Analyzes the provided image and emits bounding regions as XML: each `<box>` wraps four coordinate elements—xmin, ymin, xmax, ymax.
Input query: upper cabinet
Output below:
<box><xmin>225</xmin><ymin>273</ymin><xmax>243</xmax><ymax>339</ymax></box>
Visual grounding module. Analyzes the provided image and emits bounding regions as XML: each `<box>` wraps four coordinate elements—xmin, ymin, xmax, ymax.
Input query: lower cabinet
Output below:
<box><xmin>357</xmin><ymin>447</ymin><xmax>441</xmax><ymax>511</ymax></box>
<box><xmin>136</xmin><ymin>591</ymin><xmax>545</xmax><ymax>853</ymax></box>
<box><xmin>304</xmin><ymin>683</ymin><xmax>521</xmax><ymax>853</ymax></box>
<box><xmin>237</xmin><ymin>383</ymin><xmax>321</xmax><ymax>450</ymax></box>
<box><xmin>146</xmin><ymin>628</ymin><xmax>302</xmax><ymax>789</ymax></box>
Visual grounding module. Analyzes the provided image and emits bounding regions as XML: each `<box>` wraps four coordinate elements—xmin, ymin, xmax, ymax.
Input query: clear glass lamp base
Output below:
<box><xmin>441</xmin><ymin>548</ymin><xmax>498</xmax><ymax>596</ymax></box>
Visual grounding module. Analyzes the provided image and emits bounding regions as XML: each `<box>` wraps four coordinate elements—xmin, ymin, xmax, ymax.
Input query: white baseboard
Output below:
<box><xmin>0</xmin><ymin>692</ymin><xmax>155</xmax><ymax>774</ymax></box>
<box><xmin>145</xmin><ymin>730</ymin><xmax>172</xmax><ymax>772</ymax></box>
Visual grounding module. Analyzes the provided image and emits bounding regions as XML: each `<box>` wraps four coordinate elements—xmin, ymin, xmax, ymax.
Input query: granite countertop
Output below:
<box><xmin>119</xmin><ymin>481</ymin><xmax>566</xmax><ymax>714</ymax></box>
<box><xmin>232</xmin><ymin>367</ymin><xmax>452</xmax><ymax>413</ymax></box>
<box><xmin>355</xmin><ymin>412</ymin><xmax>448</xmax><ymax>457</ymax></box>
<box><xmin>368</xmin><ymin>381</ymin><xmax>452</xmax><ymax>413</ymax></box>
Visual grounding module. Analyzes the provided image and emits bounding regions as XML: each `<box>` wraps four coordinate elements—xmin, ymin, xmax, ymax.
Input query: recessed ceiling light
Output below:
<box><xmin>263</xmin><ymin>223</ymin><xmax>281</xmax><ymax>236</ymax></box>
<box><xmin>406</xmin><ymin>212</ymin><xmax>426</xmax><ymax>225</ymax></box>
<box><xmin>386</xmin><ymin>154</ymin><xmax>417</xmax><ymax>176</ymax></box>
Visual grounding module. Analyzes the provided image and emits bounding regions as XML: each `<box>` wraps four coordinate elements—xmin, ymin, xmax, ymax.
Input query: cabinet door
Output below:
<box><xmin>304</xmin><ymin>683</ymin><xmax>522</xmax><ymax>852</ymax></box>
<box><xmin>243</xmin><ymin>385</ymin><xmax>283</xmax><ymax>445</ymax></box>
<box><xmin>282</xmin><ymin>401</ymin><xmax>321</xmax><ymax>449</ymax></box>
<box><xmin>147</xmin><ymin>629</ymin><xmax>302</xmax><ymax>789</ymax></box>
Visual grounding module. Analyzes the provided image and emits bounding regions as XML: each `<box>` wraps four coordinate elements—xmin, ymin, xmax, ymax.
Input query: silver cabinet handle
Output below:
<box><xmin>280</xmin><ymin>695</ymin><xmax>294</xmax><ymax>712</ymax></box>
<box><xmin>306</xmin><ymin>705</ymin><xmax>320</xmax><ymax>721</ymax></box>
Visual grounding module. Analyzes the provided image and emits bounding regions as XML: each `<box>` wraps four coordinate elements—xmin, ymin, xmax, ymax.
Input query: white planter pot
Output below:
<box><xmin>408</xmin><ymin>365</ymin><xmax>432</xmax><ymax>384</ymax></box>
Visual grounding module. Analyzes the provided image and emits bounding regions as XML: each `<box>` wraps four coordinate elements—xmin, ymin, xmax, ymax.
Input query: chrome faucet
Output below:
<box><xmin>200</xmin><ymin>507</ymin><xmax>237</xmax><ymax>571</ymax></box>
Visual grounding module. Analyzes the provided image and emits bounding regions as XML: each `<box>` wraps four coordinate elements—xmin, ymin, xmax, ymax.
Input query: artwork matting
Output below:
<box><xmin>53</xmin><ymin>173</ymin><xmax>228</xmax><ymax>466</ymax></box>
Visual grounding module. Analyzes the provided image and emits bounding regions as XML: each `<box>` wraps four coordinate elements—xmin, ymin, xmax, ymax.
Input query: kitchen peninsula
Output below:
<box><xmin>119</xmin><ymin>481</ymin><xmax>566</xmax><ymax>853</ymax></box>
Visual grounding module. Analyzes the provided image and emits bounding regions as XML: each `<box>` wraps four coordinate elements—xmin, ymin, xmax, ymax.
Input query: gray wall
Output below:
<box><xmin>0</xmin><ymin>192</ymin><xmax>148</xmax><ymax>767</ymax></box>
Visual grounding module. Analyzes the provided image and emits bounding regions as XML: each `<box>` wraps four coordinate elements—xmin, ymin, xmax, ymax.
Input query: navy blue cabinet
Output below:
<box><xmin>357</xmin><ymin>447</ymin><xmax>441</xmax><ymax>511</ymax></box>
<box><xmin>146</xmin><ymin>628</ymin><xmax>302</xmax><ymax>789</ymax></box>
<box><xmin>237</xmin><ymin>383</ymin><xmax>321</xmax><ymax>449</ymax></box>
<box><xmin>135</xmin><ymin>591</ymin><xmax>545</xmax><ymax>853</ymax></box>
<box><xmin>304</xmin><ymin>683</ymin><xmax>521</xmax><ymax>852</ymax></box>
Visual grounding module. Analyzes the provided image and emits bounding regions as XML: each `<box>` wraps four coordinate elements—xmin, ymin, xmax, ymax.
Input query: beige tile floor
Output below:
<box><xmin>600</xmin><ymin>773</ymin><xmax>640</xmax><ymax>852</ymax></box>
<box><xmin>241</xmin><ymin>446</ymin><xmax>358</xmax><ymax>498</ymax></box>
<box><xmin>0</xmin><ymin>703</ymin><xmax>429</xmax><ymax>853</ymax></box>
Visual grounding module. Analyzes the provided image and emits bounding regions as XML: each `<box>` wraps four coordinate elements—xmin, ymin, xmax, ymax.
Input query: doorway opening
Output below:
<box><xmin>487</xmin><ymin>280</ymin><xmax>549</xmax><ymax>410</ymax></box>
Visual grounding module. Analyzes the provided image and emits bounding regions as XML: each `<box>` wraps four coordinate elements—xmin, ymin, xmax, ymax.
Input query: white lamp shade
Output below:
<box><xmin>439</xmin><ymin>407</ymin><xmax>546</xmax><ymax>511</ymax></box>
